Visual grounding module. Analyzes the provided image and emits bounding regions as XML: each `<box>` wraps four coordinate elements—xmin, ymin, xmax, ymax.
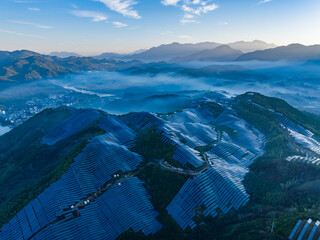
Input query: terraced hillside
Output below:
<box><xmin>1</xmin><ymin>92</ymin><xmax>320</xmax><ymax>239</ymax></box>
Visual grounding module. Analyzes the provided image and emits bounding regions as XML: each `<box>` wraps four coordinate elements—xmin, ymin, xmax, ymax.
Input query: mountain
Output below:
<box><xmin>173</xmin><ymin>45</ymin><xmax>243</xmax><ymax>62</ymax></box>
<box><xmin>93</xmin><ymin>49</ymin><xmax>147</xmax><ymax>60</ymax></box>
<box><xmin>228</xmin><ymin>40</ymin><xmax>277</xmax><ymax>53</ymax></box>
<box><xmin>1</xmin><ymin>93</ymin><xmax>320</xmax><ymax>239</ymax></box>
<box><xmin>236</xmin><ymin>43</ymin><xmax>320</xmax><ymax>61</ymax></box>
<box><xmin>93</xmin><ymin>52</ymin><xmax>128</xmax><ymax>60</ymax></box>
<box><xmin>0</xmin><ymin>50</ymin><xmax>42</xmax><ymax>65</ymax></box>
<box><xmin>49</xmin><ymin>52</ymin><xmax>82</xmax><ymax>58</ymax></box>
<box><xmin>121</xmin><ymin>41</ymin><xmax>277</xmax><ymax>61</ymax></box>
<box><xmin>0</xmin><ymin>56</ymin><xmax>71</xmax><ymax>81</ymax></box>
<box><xmin>129</xmin><ymin>42</ymin><xmax>221</xmax><ymax>61</ymax></box>
<box><xmin>0</xmin><ymin>51</ymin><xmax>133</xmax><ymax>82</ymax></box>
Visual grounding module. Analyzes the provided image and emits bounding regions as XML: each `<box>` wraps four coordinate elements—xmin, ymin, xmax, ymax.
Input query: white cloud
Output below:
<box><xmin>162</xmin><ymin>0</ymin><xmax>218</xmax><ymax>24</ymax></box>
<box><xmin>258</xmin><ymin>0</ymin><xmax>271</xmax><ymax>5</ymax></box>
<box><xmin>72</xmin><ymin>10</ymin><xmax>108</xmax><ymax>22</ymax></box>
<box><xmin>161</xmin><ymin>30</ymin><xmax>172</xmax><ymax>35</ymax></box>
<box><xmin>180</xmin><ymin>18</ymin><xmax>197</xmax><ymax>24</ymax></box>
<box><xmin>113</xmin><ymin>21</ymin><xmax>128</xmax><ymax>27</ymax></box>
<box><xmin>161</xmin><ymin>0</ymin><xmax>181</xmax><ymax>6</ymax></box>
<box><xmin>178</xmin><ymin>34</ymin><xmax>192</xmax><ymax>40</ymax></box>
<box><xmin>9</xmin><ymin>20</ymin><xmax>53</xmax><ymax>29</ymax></box>
<box><xmin>0</xmin><ymin>29</ymin><xmax>45</xmax><ymax>38</ymax></box>
<box><xmin>218</xmin><ymin>21</ymin><xmax>228</xmax><ymax>25</ymax></box>
<box><xmin>70</xmin><ymin>4</ymin><xmax>79</xmax><ymax>9</ymax></box>
<box><xmin>28</xmin><ymin>7</ymin><xmax>40</xmax><ymax>11</ymax></box>
<box><xmin>95</xmin><ymin>0</ymin><xmax>140</xmax><ymax>19</ymax></box>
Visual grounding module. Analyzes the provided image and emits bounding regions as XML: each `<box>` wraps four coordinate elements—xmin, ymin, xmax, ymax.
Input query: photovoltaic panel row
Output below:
<box><xmin>167</xmin><ymin>168</ymin><xmax>249</xmax><ymax>230</ymax></box>
<box><xmin>42</xmin><ymin>109</ymin><xmax>101</xmax><ymax>145</ymax></box>
<box><xmin>30</xmin><ymin>177</ymin><xmax>162</xmax><ymax>240</ymax></box>
<box><xmin>98</xmin><ymin>116</ymin><xmax>137</xmax><ymax>147</ymax></box>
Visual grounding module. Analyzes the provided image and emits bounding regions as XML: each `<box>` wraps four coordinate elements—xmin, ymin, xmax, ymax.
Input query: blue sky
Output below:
<box><xmin>0</xmin><ymin>0</ymin><xmax>319</xmax><ymax>55</ymax></box>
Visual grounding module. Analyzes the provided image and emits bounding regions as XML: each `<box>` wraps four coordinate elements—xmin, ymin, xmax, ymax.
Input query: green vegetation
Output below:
<box><xmin>199</xmin><ymin>102</ymin><xmax>224</xmax><ymax>118</ymax></box>
<box><xmin>248</xmin><ymin>92</ymin><xmax>320</xmax><ymax>136</ymax></box>
<box><xmin>0</xmin><ymin>107</ymin><xmax>105</xmax><ymax>227</ymax></box>
<box><xmin>216</xmin><ymin>125</ymin><xmax>238</xmax><ymax>140</ymax></box>
<box><xmin>132</xmin><ymin>127</ymin><xmax>178</xmax><ymax>166</ymax></box>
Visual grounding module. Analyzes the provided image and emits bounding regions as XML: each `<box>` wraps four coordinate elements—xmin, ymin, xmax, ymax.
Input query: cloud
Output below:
<box><xmin>218</xmin><ymin>21</ymin><xmax>228</xmax><ymax>25</ymax></box>
<box><xmin>178</xmin><ymin>34</ymin><xmax>192</xmax><ymax>40</ymax></box>
<box><xmin>0</xmin><ymin>29</ymin><xmax>45</xmax><ymax>38</ymax></box>
<box><xmin>161</xmin><ymin>0</ymin><xmax>181</xmax><ymax>6</ymax></box>
<box><xmin>161</xmin><ymin>30</ymin><xmax>172</xmax><ymax>35</ymax></box>
<box><xmin>9</xmin><ymin>20</ymin><xmax>53</xmax><ymax>29</ymax></box>
<box><xmin>180</xmin><ymin>18</ymin><xmax>197</xmax><ymax>24</ymax></box>
<box><xmin>70</xmin><ymin>4</ymin><xmax>79</xmax><ymax>9</ymax></box>
<box><xmin>162</xmin><ymin>0</ymin><xmax>218</xmax><ymax>24</ymax></box>
<box><xmin>72</xmin><ymin>10</ymin><xmax>108</xmax><ymax>22</ymax></box>
<box><xmin>257</xmin><ymin>0</ymin><xmax>271</xmax><ymax>5</ymax></box>
<box><xmin>112</xmin><ymin>21</ymin><xmax>128</xmax><ymax>27</ymax></box>
<box><xmin>95</xmin><ymin>0</ymin><xmax>140</xmax><ymax>19</ymax></box>
<box><xmin>28</xmin><ymin>7</ymin><xmax>40</xmax><ymax>11</ymax></box>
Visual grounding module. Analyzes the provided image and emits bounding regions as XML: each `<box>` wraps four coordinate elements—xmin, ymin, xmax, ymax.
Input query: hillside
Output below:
<box><xmin>228</xmin><ymin>40</ymin><xmax>277</xmax><ymax>53</ymax></box>
<box><xmin>1</xmin><ymin>93</ymin><xmax>320</xmax><ymax>239</ymax></box>
<box><xmin>129</xmin><ymin>42</ymin><xmax>221</xmax><ymax>61</ymax></box>
<box><xmin>237</xmin><ymin>44</ymin><xmax>320</xmax><ymax>61</ymax></box>
<box><xmin>49</xmin><ymin>52</ymin><xmax>82</xmax><ymax>58</ymax></box>
<box><xmin>127</xmin><ymin>40</ymin><xmax>276</xmax><ymax>61</ymax></box>
<box><xmin>173</xmin><ymin>45</ymin><xmax>243</xmax><ymax>62</ymax></box>
<box><xmin>0</xmin><ymin>51</ymin><xmax>119</xmax><ymax>82</ymax></box>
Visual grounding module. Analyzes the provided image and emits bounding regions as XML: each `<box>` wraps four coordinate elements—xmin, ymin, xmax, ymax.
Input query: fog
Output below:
<box><xmin>1</xmin><ymin>60</ymin><xmax>320</xmax><ymax>117</ymax></box>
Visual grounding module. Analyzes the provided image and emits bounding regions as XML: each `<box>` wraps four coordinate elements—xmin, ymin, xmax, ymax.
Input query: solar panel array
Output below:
<box><xmin>275</xmin><ymin>116</ymin><xmax>320</xmax><ymax>155</ymax></box>
<box><xmin>1</xmin><ymin>113</ymin><xmax>162</xmax><ymax>240</ymax></box>
<box><xmin>166</xmin><ymin>106</ymin><xmax>266</xmax><ymax>230</ymax></box>
<box><xmin>120</xmin><ymin>112</ymin><xmax>163</xmax><ymax>130</ymax></box>
<box><xmin>276</xmin><ymin>116</ymin><xmax>314</xmax><ymax>138</ymax></box>
<box><xmin>208</xmin><ymin>141</ymin><xmax>257</xmax><ymax>168</ymax></box>
<box><xmin>287</xmin><ymin>155</ymin><xmax>320</xmax><ymax>166</ymax></box>
<box><xmin>42</xmin><ymin>109</ymin><xmax>101</xmax><ymax>145</ymax></box>
<box><xmin>158</xmin><ymin>129</ymin><xmax>205</xmax><ymax>168</ymax></box>
<box><xmin>72</xmin><ymin>135</ymin><xmax>144</xmax><ymax>194</ymax></box>
<box><xmin>166</xmin><ymin>168</ymin><xmax>249</xmax><ymax>230</ymax></box>
<box><xmin>36</xmin><ymin>177</ymin><xmax>161</xmax><ymax>240</ymax></box>
<box><xmin>288</xmin><ymin>219</ymin><xmax>320</xmax><ymax>240</ymax></box>
<box><xmin>98</xmin><ymin>117</ymin><xmax>137</xmax><ymax>147</ymax></box>
<box><xmin>0</xmin><ymin>177</ymin><xmax>162</xmax><ymax>240</ymax></box>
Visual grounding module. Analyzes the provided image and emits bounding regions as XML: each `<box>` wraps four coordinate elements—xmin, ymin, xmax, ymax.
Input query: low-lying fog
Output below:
<box><xmin>1</xmin><ymin>60</ymin><xmax>320</xmax><ymax>117</ymax></box>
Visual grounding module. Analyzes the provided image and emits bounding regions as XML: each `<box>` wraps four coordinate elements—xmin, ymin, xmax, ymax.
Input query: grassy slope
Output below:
<box><xmin>0</xmin><ymin>107</ymin><xmax>105</xmax><ymax>227</ymax></box>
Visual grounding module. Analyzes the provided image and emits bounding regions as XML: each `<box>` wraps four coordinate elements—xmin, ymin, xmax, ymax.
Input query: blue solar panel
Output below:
<box><xmin>42</xmin><ymin>109</ymin><xmax>101</xmax><ymax>145</ymax></box>
<box><xmin>307</xmin><ymin>222</ymin><xmax>319</xmax><ymax>240</ymax></box>
<box><xmin>98</xmin><ymin>116</ymin><xmax>137</xmax><ymax>147</ymax></box>
<box><xmin>73</xmin><ymin>135</ymin><xmax>144</xmax><ymax>193</ymax></box>
<box><xmin>297</xmin><ymin>219</ymin><xmax>312</xmax><ymax>240</ymax></box>
<box><xmin>289</xmin><ymin>220</ymin><xmax>302</xmax><ymax>240</ymax></box>
<box><xmin>167</xmin><ymin>168</ymin><xmax>249</xmax><ymax>230</ymax></box>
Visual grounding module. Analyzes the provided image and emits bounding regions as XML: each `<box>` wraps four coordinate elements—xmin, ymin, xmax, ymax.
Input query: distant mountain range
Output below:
<box><xmin>49</xmin><ymin>52</ymin><xmax>82</xmax><ymax>58</ymax></box>
<box><xmin>237</xmin><ymin>44</ymin><xmax>320</xmax><ymax>61</ymax></box>
<box><xmin>0</xmin><ymin>50</ymin><xmax>127</xmax><ymax>82</ymax></box>
<box><xmin>2</xmin><ymin>42</ymin><xmax>320</xmax><ymax>82</ymax></box>
<box><xmin>110</xmin><ymin>40</ymin><xmax>277</xmax><ymax>62</ymax></box>
<box><xmin>173</xmin><ymin>45</ymin><xmax>243</xmax><ymax>62</ymax></box>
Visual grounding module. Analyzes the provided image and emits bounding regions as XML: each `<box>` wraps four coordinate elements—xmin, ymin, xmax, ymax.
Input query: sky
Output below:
<box><xmin>0</xmin><ymin>0</ymin><xmax>320</xmax><ymax>55</ymax></box>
